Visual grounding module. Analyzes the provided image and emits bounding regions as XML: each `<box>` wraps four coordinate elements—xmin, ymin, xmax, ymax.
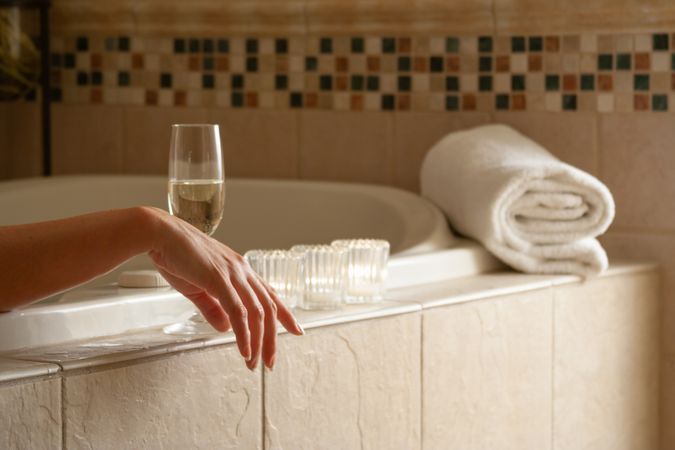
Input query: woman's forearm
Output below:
<box><xmin>0</xmin><ymin>207</ymin><xmax>160</xmax><ymax>310</ymax></box>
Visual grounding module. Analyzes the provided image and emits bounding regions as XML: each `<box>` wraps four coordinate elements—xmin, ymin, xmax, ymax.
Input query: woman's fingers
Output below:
<box><xmin>231</xmin><ymin>276</ymin><xmax>265</xmax><ymax>370</ymax></box>
<box><xmin>210</xmin><ymin>278</ymin><xmax>252</xmax><ymax>362</ymax></box>
<box><xmin>249</xmin><ymin>277</ymin><xmax>278</xmax><ymax>369</ymax></box>
<box><xmin>260</xmin><ymin>279</ymin><xmax>304</xmax><ymax>336</ymax></box>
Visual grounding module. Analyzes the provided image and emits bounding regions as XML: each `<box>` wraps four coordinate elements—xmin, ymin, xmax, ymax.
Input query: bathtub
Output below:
<box><xmin>0</xmin><ymin>175</ymin><xmax>501</xmax><ymax>351</ymax></box>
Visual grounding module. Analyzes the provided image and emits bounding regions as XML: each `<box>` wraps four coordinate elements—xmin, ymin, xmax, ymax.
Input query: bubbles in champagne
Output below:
<box><xmin>168</xmin><ymin>180</ymin><xmax>225</xmax><ymax>235</ymax></box>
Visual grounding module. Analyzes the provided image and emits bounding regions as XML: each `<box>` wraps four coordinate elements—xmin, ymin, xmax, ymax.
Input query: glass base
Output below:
<box><xmin>163</xmin><ymin>312</ymin><xmax>217</xmax><ymax>336</ymax></box>
<box><xmin>300</xmin><ymin>302</ymin><xmax>343</xmax><ymax>311</ymax></box>
<box><xmin>344</xmin><ymin>295</ymin><xmax>384</xmax><ymax>304</ymax></box>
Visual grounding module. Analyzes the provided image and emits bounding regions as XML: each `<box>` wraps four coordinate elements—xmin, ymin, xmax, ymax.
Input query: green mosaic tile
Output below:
<box><xmin>51</xmin><ymin>53</ymin><xmax>62</xmax><ymax>68</ymax></box>
<box><xmin>275</xmin><ymin>74</ymin><xmax>288</xmax><ymax>90</ymax></box>
<box><xmin>446</xmin><ymin>76</ymin><xmax>459</xmax><ymax>91</ymax></box>
<box><xmin>398</xmin><ymin>56</ymin><xmax>411</xmax><ymax>72</ymax></box>
<box><xmin>246</xmin><ymin>57</ymin><xmax>258</xmax><ymax>72</ymax></box>
<box><xmin>160</xmin><ymin>73</ymin><xmax>172</xmax><ymax>88</ymax></box>
<box><xmin>91</xmin><ymin>71</ymin><xmax>102</xmax><ymax>86</ymax></box>
<box><xmin>597</xmin><ymin>54</ymin><xmax>613</xmax><ymax>70</ymax></box>
<box><xmin>189</xmin><ymin>39</ymin><xmax>200</xmax><ymax>53</ymax></box>
<box><xmin>671</xmin><ymin>53</ymin><xmax>675</xmax><ymax>70</ymax></box>
<box><xmin>319</xmin><ymin>75</ymin><xmax>332</xmax><ymax>91</ymax></box>
<box><xmin>105</xmin><ymin>37</ymin><xmax>116</xmax><ymax>51</ymax></box>
<box><xmin>511</xmin><ymin>74</ymin><xmax>525</xmax><ymax>91</ymax></box>
<box><xmin>366</xmin><ymin>75</ymin><xmax>379</xmax><ymax>91</ymax></box>
<box><xmin>290</xmin><ymin>92</ymin><xmax>303</xmax><ymax>108</ymax></box>
<box><xmin>246</xmin><ymin>38</ymin><xmax>258</xmax><ymax>54</ymax></box>
<box><xmin>351</xmin><ymin>75</ymin><xmax>364</xmax><ymax>91</ymax></box>
<box><xmin>203</xmin><ymin>57</ymin><xmax>214</xmax><ymax>71</ymax></box>
<box><xmin>117</xmin><ymin>71</ymin><xmax>130</xmax><ymax>86</ymax></box>
<box><xmin>51</xmin><ymin>88</ymin><xmax>62</xmax><ymax>102</ymax></box>
<box><xmin>429</xmin><ymin>56</ymin><xmax>444</xmax><ymax>72</ymax></box>
<box><xmin>118</xmin><ymin>36</ymin><xmax>130</xmax><ymax>52</ymax></box>
<box><xmin>202</xmin><ymin>74</ymin><xmax>214</xmax><ymax>89</ymax></box>
<box><xmin>446</xmin><ymin>95</ymin><xmax>459</xmax><ymax>111</ymax></box>
<box><xmin>398</xmin><ymin>76</ymin><xmax>411</xmax><ymax>91</ymax></box>
<box><xmin>320</xmin><ymin>38</ymin><xmax>333</xmax><ymax>53</ymax></box>
<box><xmin>580</xmin><ymin>74</ymin><xmax>594</xmax><ymax>90</ymax></box>
<box><xmin>351</xmin><ymin>37</ymin><xmax>364</xmax><ymax>53</ymax></box>
<box><xmin>545</xmin><ymin>74</ymin><xmax>559</xmax><ymax>91</ymax></box>
<box><xmin>76</xmin><ymin>71</ymin><xmax>88</xmax><ymax>85</ymax></box>
<box><xmin>381</xmin><ymin>94</ymin><xmax>395</xmax><ymax>110</ymax></box>
<box><xmin>275</xmin><ymin>38</ymin><xmax>288</xmax><ymax>54</ymax></box>
<box><xmin>511</xmin><ymin>36</ymin><xmax>526</xmax><ymax>53</ymax></box>
<box><xmin>382</xmin><ymin>37</ymin><xmax>396</xmax><ymax>53</ymax></box>
<box><xmin>64</xmin><ymin>53</ymin><xmax>75</xmax><ymax>68</ymax></box>
<box><xmin>231</xmin><ymin>74</ymin><xmax>244</xmax><ymax>89</ymax></box>
<box><xmin>174</xmin><ymin>39</ymin><xmax>186</xmax><ymax>53</ymax></box>
<box><xmin>76</xmin><ymin>36</ymin><xmax>88</xmax><ymax>52</ymax></box>
<box><xmin>446</xmin><ymin>37</ymin><xmax>459</xmax><ymax>53</ymax></box>
<box><xmin>653</xmin><ymin>33</ymin><xmax>669</xmax><ymax>51</ymax></box>
<box><xmin>478</xmin><ymin>36</ymin><xmax>492</xmax><ymax>53</ymax></box>
<box><xmin>652</xmin><ymin>94</ymin><xmax>668</xmax><ymax>111</ymax></box>
<box><xmin>562</xmin><ymin>94</ymin><xmax>577</xmax><ymax>110</ymax></box>
<box><xmin>495</xmin><ymin>94</ymin><xmax>509</xmax><ymax>110</ymax></box>
<box><xmin>479</xmin><ymin>75</ymin><xmax>492</xmax><ymax>91</ymax></box>
<box><xmin>232</xmin><ymin>92</ymin><xmax>244</xmax><ymax>107</ymax></box>
<box><xmin>479</xmin><ymin>56</ymin><xmax>492</xmax><ymax>72</ymax></box>
<box><xmin>528</xmin><ymin>36</ymin><xmax>543</xmax><ymax>52</ymax></box>
<box><xmin>217</xmin><ymin>39</ymin><xmax>229</xmax><ymax>53</ymax></box>
<box><xmin>616</xmin><ymin>53</ymin><xmax>631</xmax><ymax>70</ymax></box>
<box><xmin>202</xmin><ymin>39</ymin><xmax>214</xmax><ymax>53</ymax></box>
<box><xmin>305</xmin><ymin>57</ymin><xmax>318</xmax><ymax>71</ymax></box>
<box><xmin>634</xmin><ymin>74</ymin><xmax>650</xmax><ymax>91</ymax></box>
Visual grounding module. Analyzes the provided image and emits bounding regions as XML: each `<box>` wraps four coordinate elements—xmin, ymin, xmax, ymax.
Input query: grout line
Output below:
<box><xmin>61</xmin><ymin>376</ymin><xmax>66</xmax><ymax>449</ymax></box>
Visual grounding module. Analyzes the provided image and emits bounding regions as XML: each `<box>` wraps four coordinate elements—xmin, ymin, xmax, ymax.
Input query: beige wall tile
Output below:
<box><xmin>0</xmin><ymin>104</ymin><xmax>8</xmax><ymax>180</ymax></box>
<box><xmin>494</xmin><ymin>112</ymin><xmax>598</xmax><ymax>175</ymax></box>
<box><xmin>393</xmin><ymin>112</ymin><xmax>490</xmax><ymax>192</ymax></box>
<box><xmin>0</xmin><ymin>378</ymin><xmax>61</xmax><ymax>449</ymax></box>
<box><xmin>265</xmin><ymin>314</ymin><xmax>421</xmax><ymax>450</ymax></box>
<box><xmin>52</xmin><ymin>104</ymin><xmax>125</xmax><ymax>174</ymax></box>
<box><xmin>423</xmin><ymin>289</ymin><xmax>552</xmax><ymax>450</ymax></box>
<box><xmin>599</xmin><ymin>114</ymin><xmax>675</xmax><ymax>231</ymax></box>
<box><xmin>300</xmin><ymin>111</ymin><xmax>393</xmax><ymax>184</ymax></box>
<box><xmin>211</xmin><ymin>109</ymin><xmax>299</xmax><ymax>179</ymax></box>
<box><xmin>664</xmin><ymin>354</ymin><xmax>675</xmax><ymax>449</ymax></box>
<box><xmin>495</xmin><ymin>0</ymin><xmax>675</xmax><ymax>33</ymax></box>
<box><xmin>306</xmin><ymin>0</ymin><xmax>493</xmax><ymax>35</ymax></box>
<box><xmin>123</xmin><ymin>106</ymin><xmax>209</xmax><ymax>174</ymax></box>
<box><xmin>7</xmin><ymin>103</ymin><xmax>43</xmax><ymax>179</ymax></box>
<box><xmin>64</xmin><ymin>345</ymin><xmax>261</xmax><ymax>449</ymax></box>
<box><xmin>553</xmin><ymin>271</ymin><xmax>660</xmax><ymax>450</ymax></box>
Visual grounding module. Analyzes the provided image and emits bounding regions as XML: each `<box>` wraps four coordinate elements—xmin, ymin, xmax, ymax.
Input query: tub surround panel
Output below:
<box><xmin>0</xmin><ymin>378</ymin><xmax>61</xmax><ymax>449</ymax></box>
<box><xmin>63</xmin><ymin>345</ymin><xmax>261</xmax><ymax>450</ymax></box>
<box><xmin>210</xmin><ymin>109</ymin><xmax>300</xmax><ymax>179</ymax></box>
<box><xmin>392</xmin><ymin>112</ymin><xmax>491</xmax><ymax>191</ymax></box>
<box><xmin>423</xmin><ymin>288</ymin><xmax>553</xmax><ymax>449</ymax></box>
<box><xmin>123</xmin><ymin>106</ymin><xmax>210</xmax><ymax>174</ymax></box>
<box><xmin>300</xmin><ymin>111</ymin><xmax>394</xmax><ymax>184</ymax></box>
<box><xmin>52</xmin><ymin>104</ymin><xmax>125</xmax><ymax>174</ymax></box>
<box><xmin>553</xmin><ymin>272</ymin><xmax>660</xmax><ymax>450</ymax></box>
<box><xmin>0</xmin><ymin>358</ymin><xmax>60</xmax><ymax>383</ymax></box>
<box><xmin>264</xmin><ymin>314</ymin><xmax>421</xmax><ymax>450</ymax></box>
<box><xmin>0</xmin><ymin>105</ymin><xmax>8</xmax><ymax>180</ymax></box>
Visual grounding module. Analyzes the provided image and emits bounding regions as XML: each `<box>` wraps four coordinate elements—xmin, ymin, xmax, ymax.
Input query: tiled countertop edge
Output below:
<box><xmin>0</xmin><ymin>260</ymin><xmax>656</xmax><ymax>382</ymax></box>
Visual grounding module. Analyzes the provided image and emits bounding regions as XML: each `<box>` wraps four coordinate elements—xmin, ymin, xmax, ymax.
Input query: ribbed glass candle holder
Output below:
<box><xmin>331</xmin><ymin>239</ymin><xmax>389</xmax><ymax>304</ymax></box>
<box><xmin>291</xmin><ymin>244</ymin><xmax>347</xmax><ymax>310</ymax></box>
<box><xmin>244</xmin><ymin>249</ymin><xmax>303</xmax><ymax>309</ymax></box>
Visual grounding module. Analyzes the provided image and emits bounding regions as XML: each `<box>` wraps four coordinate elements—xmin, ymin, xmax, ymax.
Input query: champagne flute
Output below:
<box><xmin>165</xmin><ymin>123</ymin><xmax>225</xmax><ymax>335</ymax></box>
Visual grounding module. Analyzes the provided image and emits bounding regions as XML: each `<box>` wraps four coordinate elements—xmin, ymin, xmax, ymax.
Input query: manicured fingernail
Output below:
<box><xmin>297</xmin><ymin>324</ymin><xmax>305</xmax><ymax>335</ymax></box>
<box><xmin>268</xmin><ymin>355</ymin><xmax>276</xmax><ymax>370</ymax></box>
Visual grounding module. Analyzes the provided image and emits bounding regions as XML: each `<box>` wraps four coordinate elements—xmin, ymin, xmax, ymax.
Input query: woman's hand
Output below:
<box><xmin>146</xmin><ymin>208</ymin><xmax>303</xmax><ymax>370</ymax></box>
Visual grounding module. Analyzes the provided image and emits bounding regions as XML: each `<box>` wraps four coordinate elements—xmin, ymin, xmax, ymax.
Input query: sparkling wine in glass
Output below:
<box><xmin>165</xmin><ymin>124</ymin><xmax>225</xmax><ymax>335</ymax></box>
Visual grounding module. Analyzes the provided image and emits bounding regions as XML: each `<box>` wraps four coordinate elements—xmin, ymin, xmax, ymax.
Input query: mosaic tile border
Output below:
<box><xmin>43</xmin><ymin>32</ymin><xmax>675</xmax><ymax>112</ymax></box>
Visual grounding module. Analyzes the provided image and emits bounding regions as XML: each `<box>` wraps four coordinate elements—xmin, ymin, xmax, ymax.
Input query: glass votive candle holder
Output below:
<box><xmin>244</xmin><ymin>249</ymin><xmax>303</xmax><ymax>309</ymax></box>
<box><xmin>331</xmin><ymin>239</ymin><xmax>390</xmax><ymax>304</ymax></box>
<box><xmin>291</xmin><ymin>244</ymin><xmax>347</xmax><ymax>310</ymax></box>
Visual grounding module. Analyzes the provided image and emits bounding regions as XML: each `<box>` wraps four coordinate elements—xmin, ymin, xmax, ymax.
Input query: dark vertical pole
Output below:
<box><xmin>39</xmin><ymin>3</ymin><xmax>50</xmax><ymax>176</ymax></box>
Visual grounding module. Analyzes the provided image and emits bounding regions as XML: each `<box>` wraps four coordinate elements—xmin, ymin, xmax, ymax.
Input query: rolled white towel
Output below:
<box><xmin>420</xmin><ymin>124</ymin><xmax>615</xmax><ymax>276</ymax></box>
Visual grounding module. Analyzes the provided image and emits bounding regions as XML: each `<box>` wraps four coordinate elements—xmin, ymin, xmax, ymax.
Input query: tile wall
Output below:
<box><xmin>2</xmin><ymin>0</ymin><xmax>675</xmax><ymax>446</ymax></box>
